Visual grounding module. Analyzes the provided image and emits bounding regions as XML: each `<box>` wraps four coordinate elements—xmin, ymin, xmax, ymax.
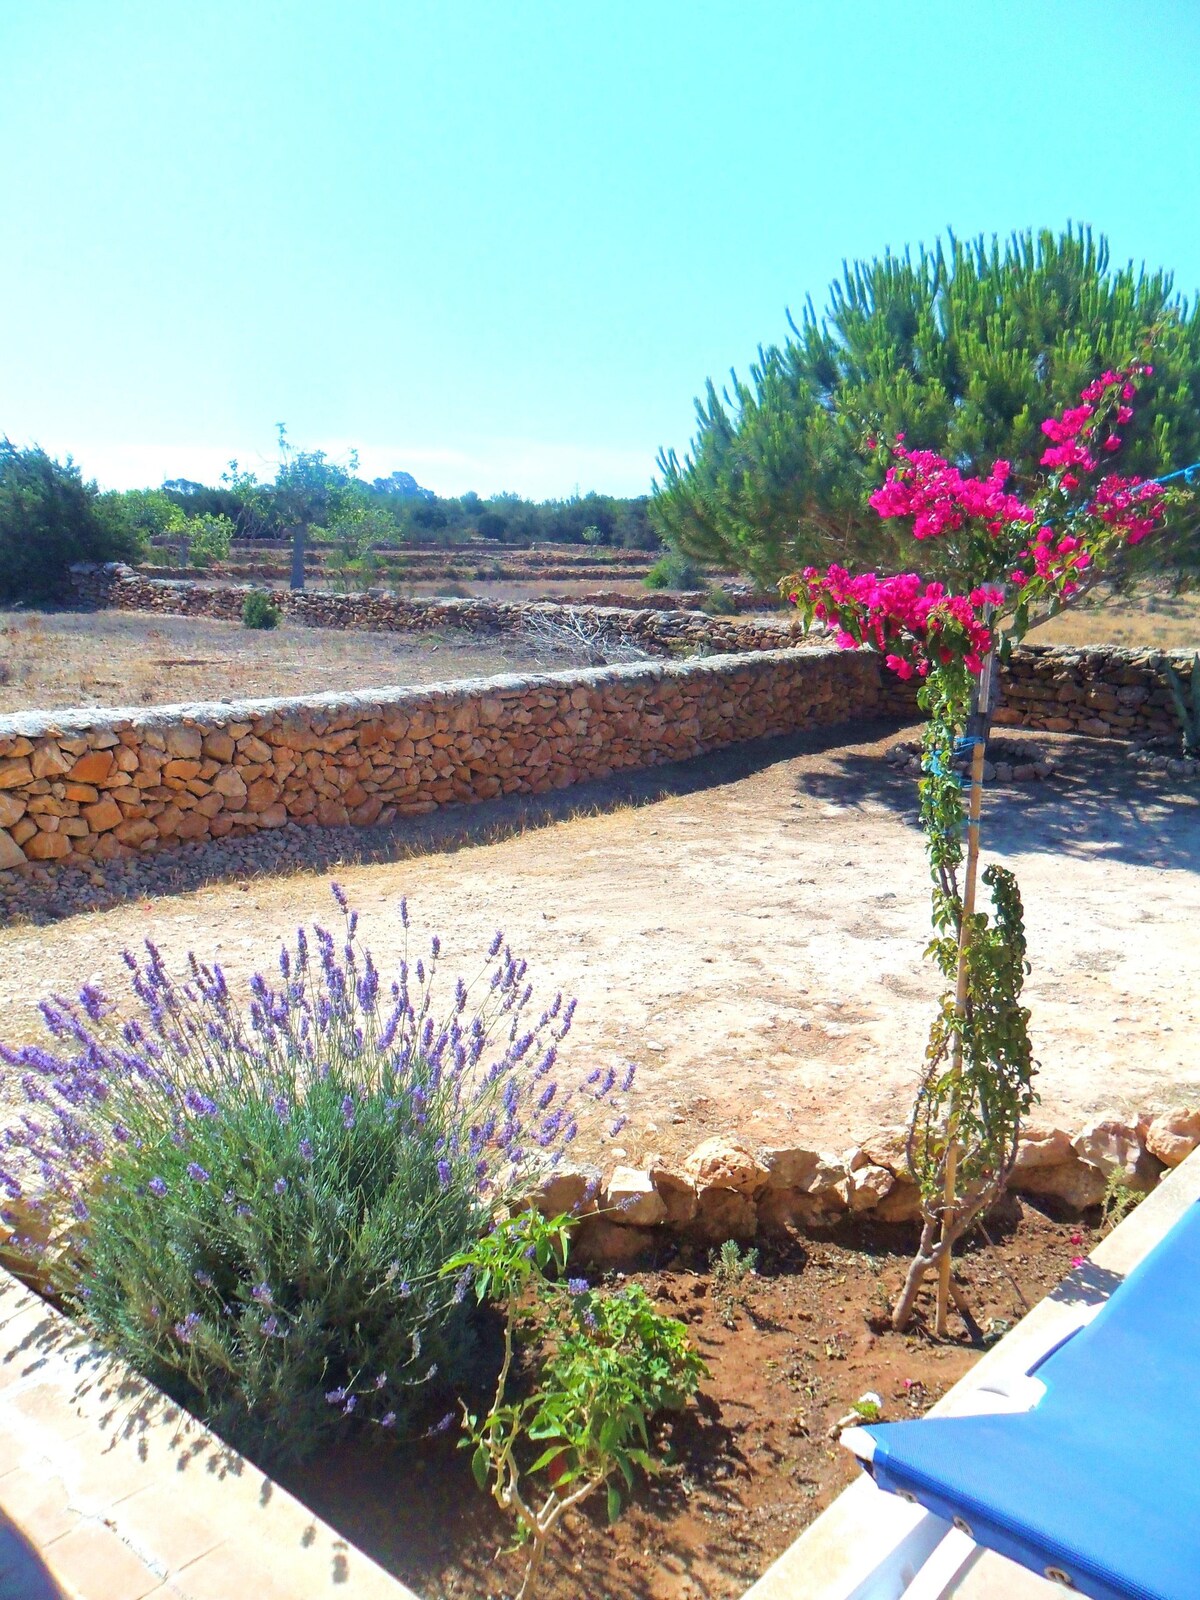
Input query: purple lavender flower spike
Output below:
<box><xmin>186</xmin><ymin>1162</ymin><xmax>210</xmax><ymax>1184</ymax></box>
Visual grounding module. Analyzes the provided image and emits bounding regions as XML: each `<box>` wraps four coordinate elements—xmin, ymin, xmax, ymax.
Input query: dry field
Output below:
<box><xmin>1</xmin><ymin>723</ymin><xmax>1196</xmax><ymax>1160</ymax></box>
<box><xmin>1026</xmin><ymin>585</ymin><xmax>1200</xmax><ymax>649</ymax></box>
<box><xmin>0</xmin><ymin>609</ymin><xmax>548</xmax><ymax>714</ymax></box>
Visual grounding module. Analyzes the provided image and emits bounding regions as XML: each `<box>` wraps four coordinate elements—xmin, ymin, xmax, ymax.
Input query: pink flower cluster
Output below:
<box><xmin>793</xmin><ymin>566</ymin><xmax>1001</xmax><ymax>679</ymax></box>
<box><xmin>1016</xmin><ymin>527</ymin><xmax>1092</xmax><ymax>597</ymax></box>
<box><xmin>1089</xmin><ymin>474</ymin><xmax>1168</xmax><ymax>546</ymax></box>
<box><xmin>869</xmin><ymin>445</ymin><xmax>1034</xmax><ymax>541</ymax></box>
<box><xmin>1039</xmin><ymin>364</ymin><xmax>1152</xmax><ymax>475</ymax></box>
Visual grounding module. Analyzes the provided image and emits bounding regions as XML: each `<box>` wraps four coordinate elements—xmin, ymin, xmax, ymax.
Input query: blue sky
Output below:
<box><xmin>3</xmin><ymin>0</ymin><xmax>1198</xmax><ymax>500</ymax></box>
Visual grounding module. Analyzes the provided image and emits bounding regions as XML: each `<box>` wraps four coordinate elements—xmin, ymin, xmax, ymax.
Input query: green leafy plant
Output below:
<box><xmin>653</xmin><ymin>226</ymin><xmax>1200</xmax><ymax>587</ymax></box>
<box><xmin>644</xmin><ymin>550</ymin><xmax>706</xmax><ymax>592</ymax></box>
<box><xmin>241</xmin><ymin>590</ymin><xmax>281</xmax><ymax>629</ymax></box>
<box><xmin>1101</xmin><ymin>1171</ymin><xmax>1144</xmax><ymax>1233</ymax></box>
<box><xmin>445</xmin><ymin>1209</ymin><xmax>707</xmax><ymax>1600</ymax></box>
<box><xmin>181</xmin><ymin>511</ymin><xmax>236</xmax><ymax>568</ymax></box>
<box><xmin>711</xmin><ymin>1238</ymin><xmax>758</xmax><ymax>1326</ymax></box>
<box><xmin>0</xmin><ymin>440</ymin><xmax>141</xmax><ymax>602</ymax></box>
<box><xmin>701</xmin><ymin>586</ymin><xmax>737</xmax><ymax>615</ymax></box>
<box><xmin>1160</xmin><ymin>651</ymin><xmax>1200</xmax><ymax>756</ymax></box>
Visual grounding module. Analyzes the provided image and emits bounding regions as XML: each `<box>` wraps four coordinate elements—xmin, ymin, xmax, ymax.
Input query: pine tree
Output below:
<box><xmin>652</xmin><ymin>227</ymin><xmax>1200</xmax><ymax>585</ymax></box>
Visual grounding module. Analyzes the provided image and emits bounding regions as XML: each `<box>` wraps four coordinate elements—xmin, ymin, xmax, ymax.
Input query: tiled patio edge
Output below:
<box><xmin>0</xmin><ymin>1269</ymin><xmax>418</xmax><ymax>1600</ymax></box>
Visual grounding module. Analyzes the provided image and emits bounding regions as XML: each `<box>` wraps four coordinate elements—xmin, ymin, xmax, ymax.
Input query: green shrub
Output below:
<box><xmin>241</xmin><ymin>590</ymin><xmax>281</xmax><ymax>629</ymax></box>
<box><xmin>644</xmin><ymin>551</ymin><xmax>705</xmax><ymax>592</ymax></box>
<box><xmin>446</xmin><ymin>1209</ymin><xmax>706</xmax><ymax>1598</ymax></box>
<box><xmin>0</xmin><ymin>891</ymin><xmax>617</xmax><ymax>1466</ymax></box>
<box><xmin>701</xmin><ymin>587</ymin><xmax>737</xmax><ymax>615</ymax></box>
<box><xmin>0</xmin><ymin>440</ymin><xmax>141</xmax><ymax>603</ymax></box>
<box><xmin>185</xmin><ymin>511</ymin><xmax>235</xmax><ymax>568</ymax></box>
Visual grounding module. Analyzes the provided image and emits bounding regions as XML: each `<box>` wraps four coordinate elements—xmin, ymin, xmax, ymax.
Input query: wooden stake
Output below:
<box><xmin>935</xmin><ymin>646</ymin><xmax>996</xmax><ymax>1335</ymax></box>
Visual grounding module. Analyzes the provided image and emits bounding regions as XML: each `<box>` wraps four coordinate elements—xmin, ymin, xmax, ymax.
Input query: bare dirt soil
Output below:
<box><xmin>0</xmin><ymin>610</ymin><xmax>548</xmax><ymax>714</ymax></box>
<box><xmin>1</xmin><ymin>724</ymin><xmax>1196</xmax><ymax>1157</ymax></box>
<box><xmin>287</xmin><ymin>1204</ymin><xmax>1100</xmax><ymax>1600</ymax></box>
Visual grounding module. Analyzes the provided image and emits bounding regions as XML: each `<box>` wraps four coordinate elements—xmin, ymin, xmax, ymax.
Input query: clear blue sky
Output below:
<box><xmin>3</xmin><ymin>0</ymin><xmax>1198</xmax><ymax>500</ymax></box>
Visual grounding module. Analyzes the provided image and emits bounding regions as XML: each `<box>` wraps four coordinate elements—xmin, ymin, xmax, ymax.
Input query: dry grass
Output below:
<box><xmin>1025</xmin><ymin>585</ymin><xmax>1200</xmax><ymax>650</ymax></box>
<box><xmin>0</xmin><ymin>609</ymin><xmax>548</xmax><ymax>714</ymax></box>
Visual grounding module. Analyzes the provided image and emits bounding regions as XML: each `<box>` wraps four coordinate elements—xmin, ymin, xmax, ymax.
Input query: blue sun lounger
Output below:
<box><xmin>843</xmin><ymin>1200</ymin><xmax>1200</xmax><ymax>1600</ymax></box>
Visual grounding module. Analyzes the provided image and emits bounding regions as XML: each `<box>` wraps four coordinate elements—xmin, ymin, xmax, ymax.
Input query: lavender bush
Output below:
<box><xmin>0</xmin><ymin>887</ymin><xmax>625</xmax><ymax>1464</ymax></box>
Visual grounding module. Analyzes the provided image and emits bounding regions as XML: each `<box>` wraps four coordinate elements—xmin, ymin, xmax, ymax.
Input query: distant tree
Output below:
<box><xmin>476</xmin><ymin>510</ymin><xmax>509</xmax><ymax>541</ymax></box>
<box><xmin>96</xmin><ymin>487</ymin><xmax>178</xmax><ymax>548</ymax></box>
<box><xmin>0</xmin><ymin>441</ymin><xmax>141</xmax><ymax>603</ymax></box>
<box><xmin>652</xmin><ymin>226</ymin><xmax>1200</xmax><ymax>585</ymax></box>
<box><xmin>371</xmin><ymin>469</ymin><xmax>435</xmax><ymax>502</ymax></box>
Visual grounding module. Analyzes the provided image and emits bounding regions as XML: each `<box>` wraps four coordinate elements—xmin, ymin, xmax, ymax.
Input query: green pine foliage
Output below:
<box><xmin>652</xmin><ymin>227</ymin><xmax>1200</xmax><ymax>585</ymax></box>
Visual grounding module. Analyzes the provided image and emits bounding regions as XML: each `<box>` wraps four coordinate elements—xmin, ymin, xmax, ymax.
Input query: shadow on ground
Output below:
<box><xmin>793</xmin><ymin>729</ymin><xmax>1200</xmax><ymax>874</ymax></box>
<box><xmin>1</xmin><ymin>718</ymin><xmax>910</xmax><ymax>926</ymax></box>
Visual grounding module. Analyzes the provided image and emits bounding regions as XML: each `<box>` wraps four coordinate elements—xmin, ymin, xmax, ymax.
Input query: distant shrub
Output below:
<box><xmin>185</xmin><ymin>512</ymin><xmax>235</xmax><ymax>568</ymax></box>
<box><xmin>0</xmin><ymin>891</ymin><xmax>623</xmax><ymax>1466</ymax></box>
<box><xmin>701</xmin><ymin>587</ymin><xmax>737</xmax><ymax>615</ymax></box>
<box><xmin>644</xmin><ymin>551</ymin><xmax>705</xmax><ymax>592</ymax></box>
<box><xmin>0</xmin><ymin>440</ymin><xmax>141</xmax><ymax>603</ymax></box>
<box><xmin>241</xmin><ymin>590</ymin><xmax>281</xmax><ymax>629</ymax></box>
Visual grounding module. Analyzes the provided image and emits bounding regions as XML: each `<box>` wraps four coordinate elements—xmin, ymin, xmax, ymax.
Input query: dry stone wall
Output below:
<box><xmin>69</xmin><ymin>566</ymin><xmax>1196</xmax><ymax>742</ymax></box>
<box><xmin>69</xmin><ymin>564</ymin><xmax>800</xmax><ymax>656</ymax></box>
<box><xmin>992</xmin><ymin>642</ymin><xmax>1193</xmax><ymax>742</ymax></box>
<box><xmin>0</xmin><ymin>648</ymin><xmax>883</xmax><ymax>873</ymax></box>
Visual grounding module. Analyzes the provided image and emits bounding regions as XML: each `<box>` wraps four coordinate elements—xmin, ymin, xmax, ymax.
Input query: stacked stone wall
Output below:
<box><xmin>0</xmin><ymin>648</ymin><xmax>882</xmax><ymax>872</ymax></box>
<box><xmin>69</xmin><ymin>564</ymin><xmax>797</xmax><ymax>654</ymax></box>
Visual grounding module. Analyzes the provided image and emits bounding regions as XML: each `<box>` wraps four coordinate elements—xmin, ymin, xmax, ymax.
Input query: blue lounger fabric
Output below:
<box><xmin>857</xmin><ymin>1201</ymin><xmax>1200</xmax><ymax>1600</ymax></box>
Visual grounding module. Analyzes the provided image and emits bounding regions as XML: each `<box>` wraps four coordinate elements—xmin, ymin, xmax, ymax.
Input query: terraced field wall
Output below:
<box><xmin>69</xmin><ymin>563</ymin><xmax>795</xmax><ymax>654</ymax></box>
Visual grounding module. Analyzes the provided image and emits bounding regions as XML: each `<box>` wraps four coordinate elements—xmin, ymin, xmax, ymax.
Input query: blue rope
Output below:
<box><xmin>1154</xmin><ymin>461</ymin><xmax>1199</xmax><ymax>486</ymax></box>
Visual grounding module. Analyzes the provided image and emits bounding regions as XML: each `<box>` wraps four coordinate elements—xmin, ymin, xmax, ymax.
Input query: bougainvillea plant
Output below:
<box><xmin>783</xmin><ymin>361</ymin><xmax>1193</xmax><ymax>1334</ymax></box>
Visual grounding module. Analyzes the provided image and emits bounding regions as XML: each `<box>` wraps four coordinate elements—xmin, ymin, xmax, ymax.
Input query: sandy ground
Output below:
<box><xmin>1</xmin><ymin>722</ymin><xmax>1196</xmax><ymax>1161</ymax></box>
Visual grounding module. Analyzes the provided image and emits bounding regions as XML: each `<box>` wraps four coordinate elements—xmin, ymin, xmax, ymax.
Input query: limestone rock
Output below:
<box><xmin>764</xmin><ymin>1146</ymin><xmax>819</xmax><ymax>1190</ymax></box>
<box><xmin>1073</xmin><ymin>1115</ymin><xmax>1161</xmax><ymax>1192</ymax></box>
<box><xmin>1145</xmin><ymin>1107</ymin><xmax>1200</xmax><ymax>1169</ymax></box>
<box><xmin>647</xmin><ymin>1162</ymin><xmax>698</xmax><ymax>1226</ymax></box>
<box><xmin>1011</xmin><ymin>1123</ymin><xmax>1075</xmax><ymax>1174</ymax></box>
<box><xmin>683</xmin><ymin>1137</ymin><xmax>769</xmax><ymax>1197</ymax></box>
<box><xmin>0</xmin><ymin>759</ymin><xmax>34</xmax><ymax>790</ymax></box>
<box><xmin>604</xmin><ymin>1166</ymin><xmax>667</xmax><ymax>1227</ymax></box>
<box><xmin>528</xmin><ymin>1164</ymin><xmax>598</xmax><ymax>1218</ymax></box>
<box><xmin>1013</xmin><ymin>1154</ymin><xmax>1107</xmax><ymax>1211</ymax></box>
<box><xmin>164</xmin><ymin>725</ymin><xmax>203</xmax><ymax>760</ymax></box>
<box><xmin>0</xmin><ymin>829</ymin><xmax>27</xmax><ymax>870</ymax></box>
<box><xmin>845</xmin><ymin>1162</ymin><xmax>895</xmax><ymax>1212</ymax></box>
<box><xmin>691</xmin><ymin>1186</ymin><xmax>757</xmax><ymax>1243</ymax></box>
<box><xmin>0</xmin><ymin>793</ymin><xmax>25</xmax><ymax>829</ymax></box>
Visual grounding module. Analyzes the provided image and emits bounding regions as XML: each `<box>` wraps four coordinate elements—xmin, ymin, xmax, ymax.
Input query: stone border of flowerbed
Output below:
<box><xmin>539</xmin><ymin>1106</ymin><xmax>1200</xmax><ymax>1264</ymax></box>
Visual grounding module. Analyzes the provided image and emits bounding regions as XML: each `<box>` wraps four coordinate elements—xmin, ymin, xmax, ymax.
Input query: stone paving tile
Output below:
<box><xmin>104</xmin><ymin>1480</ymin><xmax>226</xmax><ymax>1575</ymax></box>
<box><xmin>40</xmin><ymin>1521</ymin><xmax>165</xmax><ymax>1600</ymax></box>
<box><xmin>0</xmin><ymin>1463</ymin><xmax>79</xmax><ymax>1545</ymax></box>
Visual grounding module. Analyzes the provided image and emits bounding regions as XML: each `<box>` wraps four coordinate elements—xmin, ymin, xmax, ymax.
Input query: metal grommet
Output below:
<box><xmin>952</xmin><ymin>1516</ymin><xmax>974</xmax><ymax>1536</ymax></box>
<box><xmin>897</xmin><ymin>1490</ymin><xmax>918</xmax><ymax>1503</ymax></box>
<box><xmin>1044</xmin><ymin>1568</ymin><xmax>1075</xmax><ymax>1589</ymax></box>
